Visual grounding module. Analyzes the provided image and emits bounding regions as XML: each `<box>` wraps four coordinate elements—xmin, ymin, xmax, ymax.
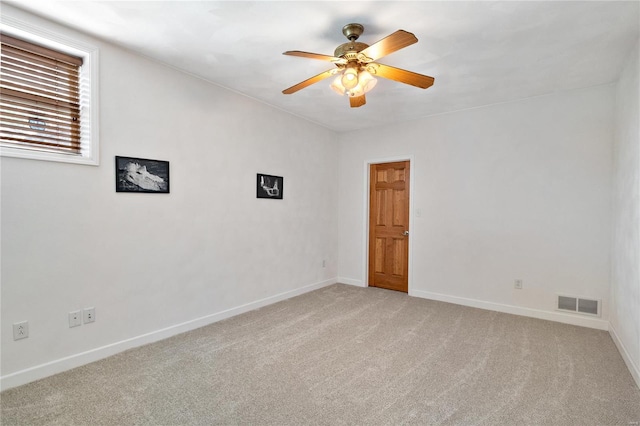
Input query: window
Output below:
<box><xmin>0</xmin><ymin>17</ymin><xmax>98</xmax><ymax>165</ymax></box>
<box><xmin>1</xmin><ymin>34</ymin><xmax>82</xmax><ymax>154</ymax></box>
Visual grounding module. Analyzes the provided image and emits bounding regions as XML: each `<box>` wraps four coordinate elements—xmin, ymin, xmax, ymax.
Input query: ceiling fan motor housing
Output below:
<box><xmin>336</xmin><ymin>23</ymin><xmax>368</xmax><ymax>60</ymax></box>
<box><xmin>334</xmin><ymin>42</ymin><xmax>369</xmax><ymax>59</ymax></box>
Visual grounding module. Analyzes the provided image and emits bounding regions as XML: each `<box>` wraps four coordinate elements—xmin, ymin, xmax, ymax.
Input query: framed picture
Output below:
<box><xmin>115</xmin><ymin>156</ymin><xmax>170</xmax><ymax>193</ymax></box>
<box><xmin>257</xmin><ymin>173</ymin><xmax>283</xmax><ymax>199</ymax></box>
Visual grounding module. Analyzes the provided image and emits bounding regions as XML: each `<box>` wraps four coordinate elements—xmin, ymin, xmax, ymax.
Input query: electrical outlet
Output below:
<box><xmin>83</xmin><ymin>307</ymin><xmax>95</xmax><ymax>324</ymax></box>
<box><xmin>13</xmin><ymin>321</ymin><xmax>29</xmax><ymax>340</ymax></box>
<box><xmin>69</xmin><ymin>311</ymin><xmax>82</xmax><ymax>328</ymax></box>
<box><xmin>514</xmin><ymin>279</ymin><xmax>523</xmax><ymax>290</ymax></box>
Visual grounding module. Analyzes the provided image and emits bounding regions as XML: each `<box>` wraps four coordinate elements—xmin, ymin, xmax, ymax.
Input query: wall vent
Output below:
<box><xmin>557</xmin><ymin>295</ymin><xmax>600</xmax><ymax>317</ymax></box>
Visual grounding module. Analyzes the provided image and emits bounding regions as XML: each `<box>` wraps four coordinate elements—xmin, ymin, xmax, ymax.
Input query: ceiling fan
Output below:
<box><xmin>282</xmin><ymin>23</ymin><xmax>435</xmax><ymax>108</ymax></box>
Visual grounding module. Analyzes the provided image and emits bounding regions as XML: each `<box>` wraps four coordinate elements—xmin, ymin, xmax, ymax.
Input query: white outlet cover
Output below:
<box><xmin>83</xmin><ymin>307</ymin><xmax>95</xmax><ymax>324</ymax></box>
<box><xmin>13</xmin><ymin>321</ymin><xmax>29</xmax><ymax>340</ymax></box>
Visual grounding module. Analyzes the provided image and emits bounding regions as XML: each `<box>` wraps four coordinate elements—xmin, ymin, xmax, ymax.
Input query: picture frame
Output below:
<box><xmin>115</xmin><ymin>156</ymin><xmax>170</xmax><ymax>193</ymax></box>
<box><xmin>257</xmin><ymin>173</ymin><xmax>283</xmax><ymax>199</ymax></box>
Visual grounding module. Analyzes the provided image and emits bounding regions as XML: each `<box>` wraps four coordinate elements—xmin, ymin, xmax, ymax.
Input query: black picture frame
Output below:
<box><xmin>115</xmin><ymin>156</ymin><xmax>170</xmax><ymax>193</ymax></box>
<box><xmin>257</xmin><ymin>173</ymin><xmax>283</xmax><ymax>199</ymax></box>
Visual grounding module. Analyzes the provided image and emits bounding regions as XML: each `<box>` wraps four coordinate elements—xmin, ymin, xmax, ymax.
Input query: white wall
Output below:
<box><xmin>611</xmin><ymin>40</ymin><xmax>640</xmax><ymax>387</ymax></box>
<box><xmin>338</xmin><ymin>85</ymin><xmax>613</xmax><ymax>329</ymax></box>
<box><xmin>1</xmin><ymin>6</ymin><xmax>338</xmax><ymax>389</ymax></box>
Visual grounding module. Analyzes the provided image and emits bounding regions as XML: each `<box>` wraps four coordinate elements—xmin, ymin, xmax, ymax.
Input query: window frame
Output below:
<box><xmin>0</xmin><ymin>15</ymin><xmax>99</xmax><ymax>166</ymax></box>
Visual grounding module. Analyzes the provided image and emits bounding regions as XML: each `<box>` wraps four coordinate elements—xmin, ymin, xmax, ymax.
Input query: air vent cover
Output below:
<box><xmin>578</xmin><ymin>298</ymin><xmax>599</xmax><ymax>315</ymax></box>
<box><xmin>557</xmin><ymin>295</ymin><xmax>600</xmax><ymax>317</ymax></box>
<box><xmin>558</xmin><ymin>296</ymin><xmax>577</xmax><ymax>311</ymax></box>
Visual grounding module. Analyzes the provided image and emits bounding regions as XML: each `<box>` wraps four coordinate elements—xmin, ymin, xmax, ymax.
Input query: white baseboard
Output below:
<box><xmin>410</xmin><ymin>289</ymin><xmax>609</xmax><ymax>331</ymax></box>
<box><xmin>609</xmin><ymin>323</ymin><xmax>640</xmax><ymax>389</ymax></box>
<box><xmin>337</xmin><ymin>277</ymin><xmax>366</xmax><ymax>287</ymax></box>
<box><xmin>0</xmin><ymin>278</ymin><xmax>337</xmax><ymax>391</ymax></box>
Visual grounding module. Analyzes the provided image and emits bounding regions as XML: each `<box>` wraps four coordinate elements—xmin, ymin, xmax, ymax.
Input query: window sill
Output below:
<box><xmin>0</xmin><ymin>146</ymin><xmax>99</xmax><ymax>166</ymax></box>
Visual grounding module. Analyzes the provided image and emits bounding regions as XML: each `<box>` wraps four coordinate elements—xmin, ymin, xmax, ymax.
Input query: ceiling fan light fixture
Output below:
<box><xmin>330</xmin><ymin>76</ymin><xmax>346</xmax><ymax>95</ymax></box>
<box><xmin>341</xmin><ymin>66</ymin><xmax>359</xmax><ymax>89</ymax></box>
<box><xmin>358</xmin><ymin>70</ymin><xmax>377</xmax><ymax>94</ymax></box>
<box><xmin>331</xmin><ymin>69</ymin><xmax>377</xmax><ymax>97</ymax></box>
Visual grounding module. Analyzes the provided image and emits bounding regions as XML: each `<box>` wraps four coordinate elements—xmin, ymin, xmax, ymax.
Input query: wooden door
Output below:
<box><xmin>368</xmin><ymin>161</ymin><xmax>410</xmax><ymax>293</ymax></box>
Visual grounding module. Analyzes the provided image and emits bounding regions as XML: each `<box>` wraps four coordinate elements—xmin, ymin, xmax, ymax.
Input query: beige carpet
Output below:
<box><xmin>1</xmin><ymin>284</ymin><xmax>639</xmax><ymax>425</ymax></box>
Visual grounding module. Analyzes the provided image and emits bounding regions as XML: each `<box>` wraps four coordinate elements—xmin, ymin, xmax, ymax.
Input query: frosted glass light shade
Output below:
<box><xmin>330</xmin><ymin>70</ymin><xmax>378</xmax><ymax>97</ymax></box>
<box><xmin>358</xmin><ymin>70</ymin><xmax>377</xmax><ymax>93</ymax></box>
<box><xmin>330</xmin><ymin>76</ymin><xmax>346</xmax><ymax>95</ymax></box>
<box><xmin>341</xmin><ymin>67</ymin><xmax>358</xmax><ymax>89</ymax></box>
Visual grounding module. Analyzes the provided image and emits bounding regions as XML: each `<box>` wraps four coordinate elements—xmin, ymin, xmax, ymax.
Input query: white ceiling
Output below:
<box><xmin>6</xmin><ymin>1</ymin><xmax>640</xmax><ymax>132</ymax></box>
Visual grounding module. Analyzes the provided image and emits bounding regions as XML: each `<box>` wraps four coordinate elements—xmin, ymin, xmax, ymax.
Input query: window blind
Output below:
<box><xmin>0</xmin><ymin>33</ymin><xmax>83</xmax><ymax>154</ymax></box>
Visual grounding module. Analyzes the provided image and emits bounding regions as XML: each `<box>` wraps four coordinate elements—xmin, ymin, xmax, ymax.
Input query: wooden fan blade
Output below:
<box><xmin>349</xmin><ymin>94</ymin><xmax>366</xmax><ymax>108</ymax></box>
<box><xmin>283</xmin><ymin>51</ymin><xmax>347</xmax><ymax>64</ymax></box>
<box><xmin>373</xmin><ymin>63</ymin><xmax>435</xmax><ymax>89</ymax></box>
<box><xmin>358</xmin><ymin>30</ymin><xmax>418</xmax><ymax>61</ymax></box>
<box><xmin>282</xmin><ymin>69</ymin><xmax>335</xmax><ymax>94</ymax></box>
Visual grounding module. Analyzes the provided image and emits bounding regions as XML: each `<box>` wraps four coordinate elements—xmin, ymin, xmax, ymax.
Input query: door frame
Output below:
<box><xmin>362</xmin><ymin>155</ymin><xmax>415</xmax><ymax>294</ymax></box>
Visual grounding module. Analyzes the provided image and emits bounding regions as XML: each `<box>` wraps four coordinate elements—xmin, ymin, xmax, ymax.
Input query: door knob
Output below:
<box><xmin>402</xmin><ymin>230</ymin><xmax>409</xmax><ymax>236</ymax></box>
